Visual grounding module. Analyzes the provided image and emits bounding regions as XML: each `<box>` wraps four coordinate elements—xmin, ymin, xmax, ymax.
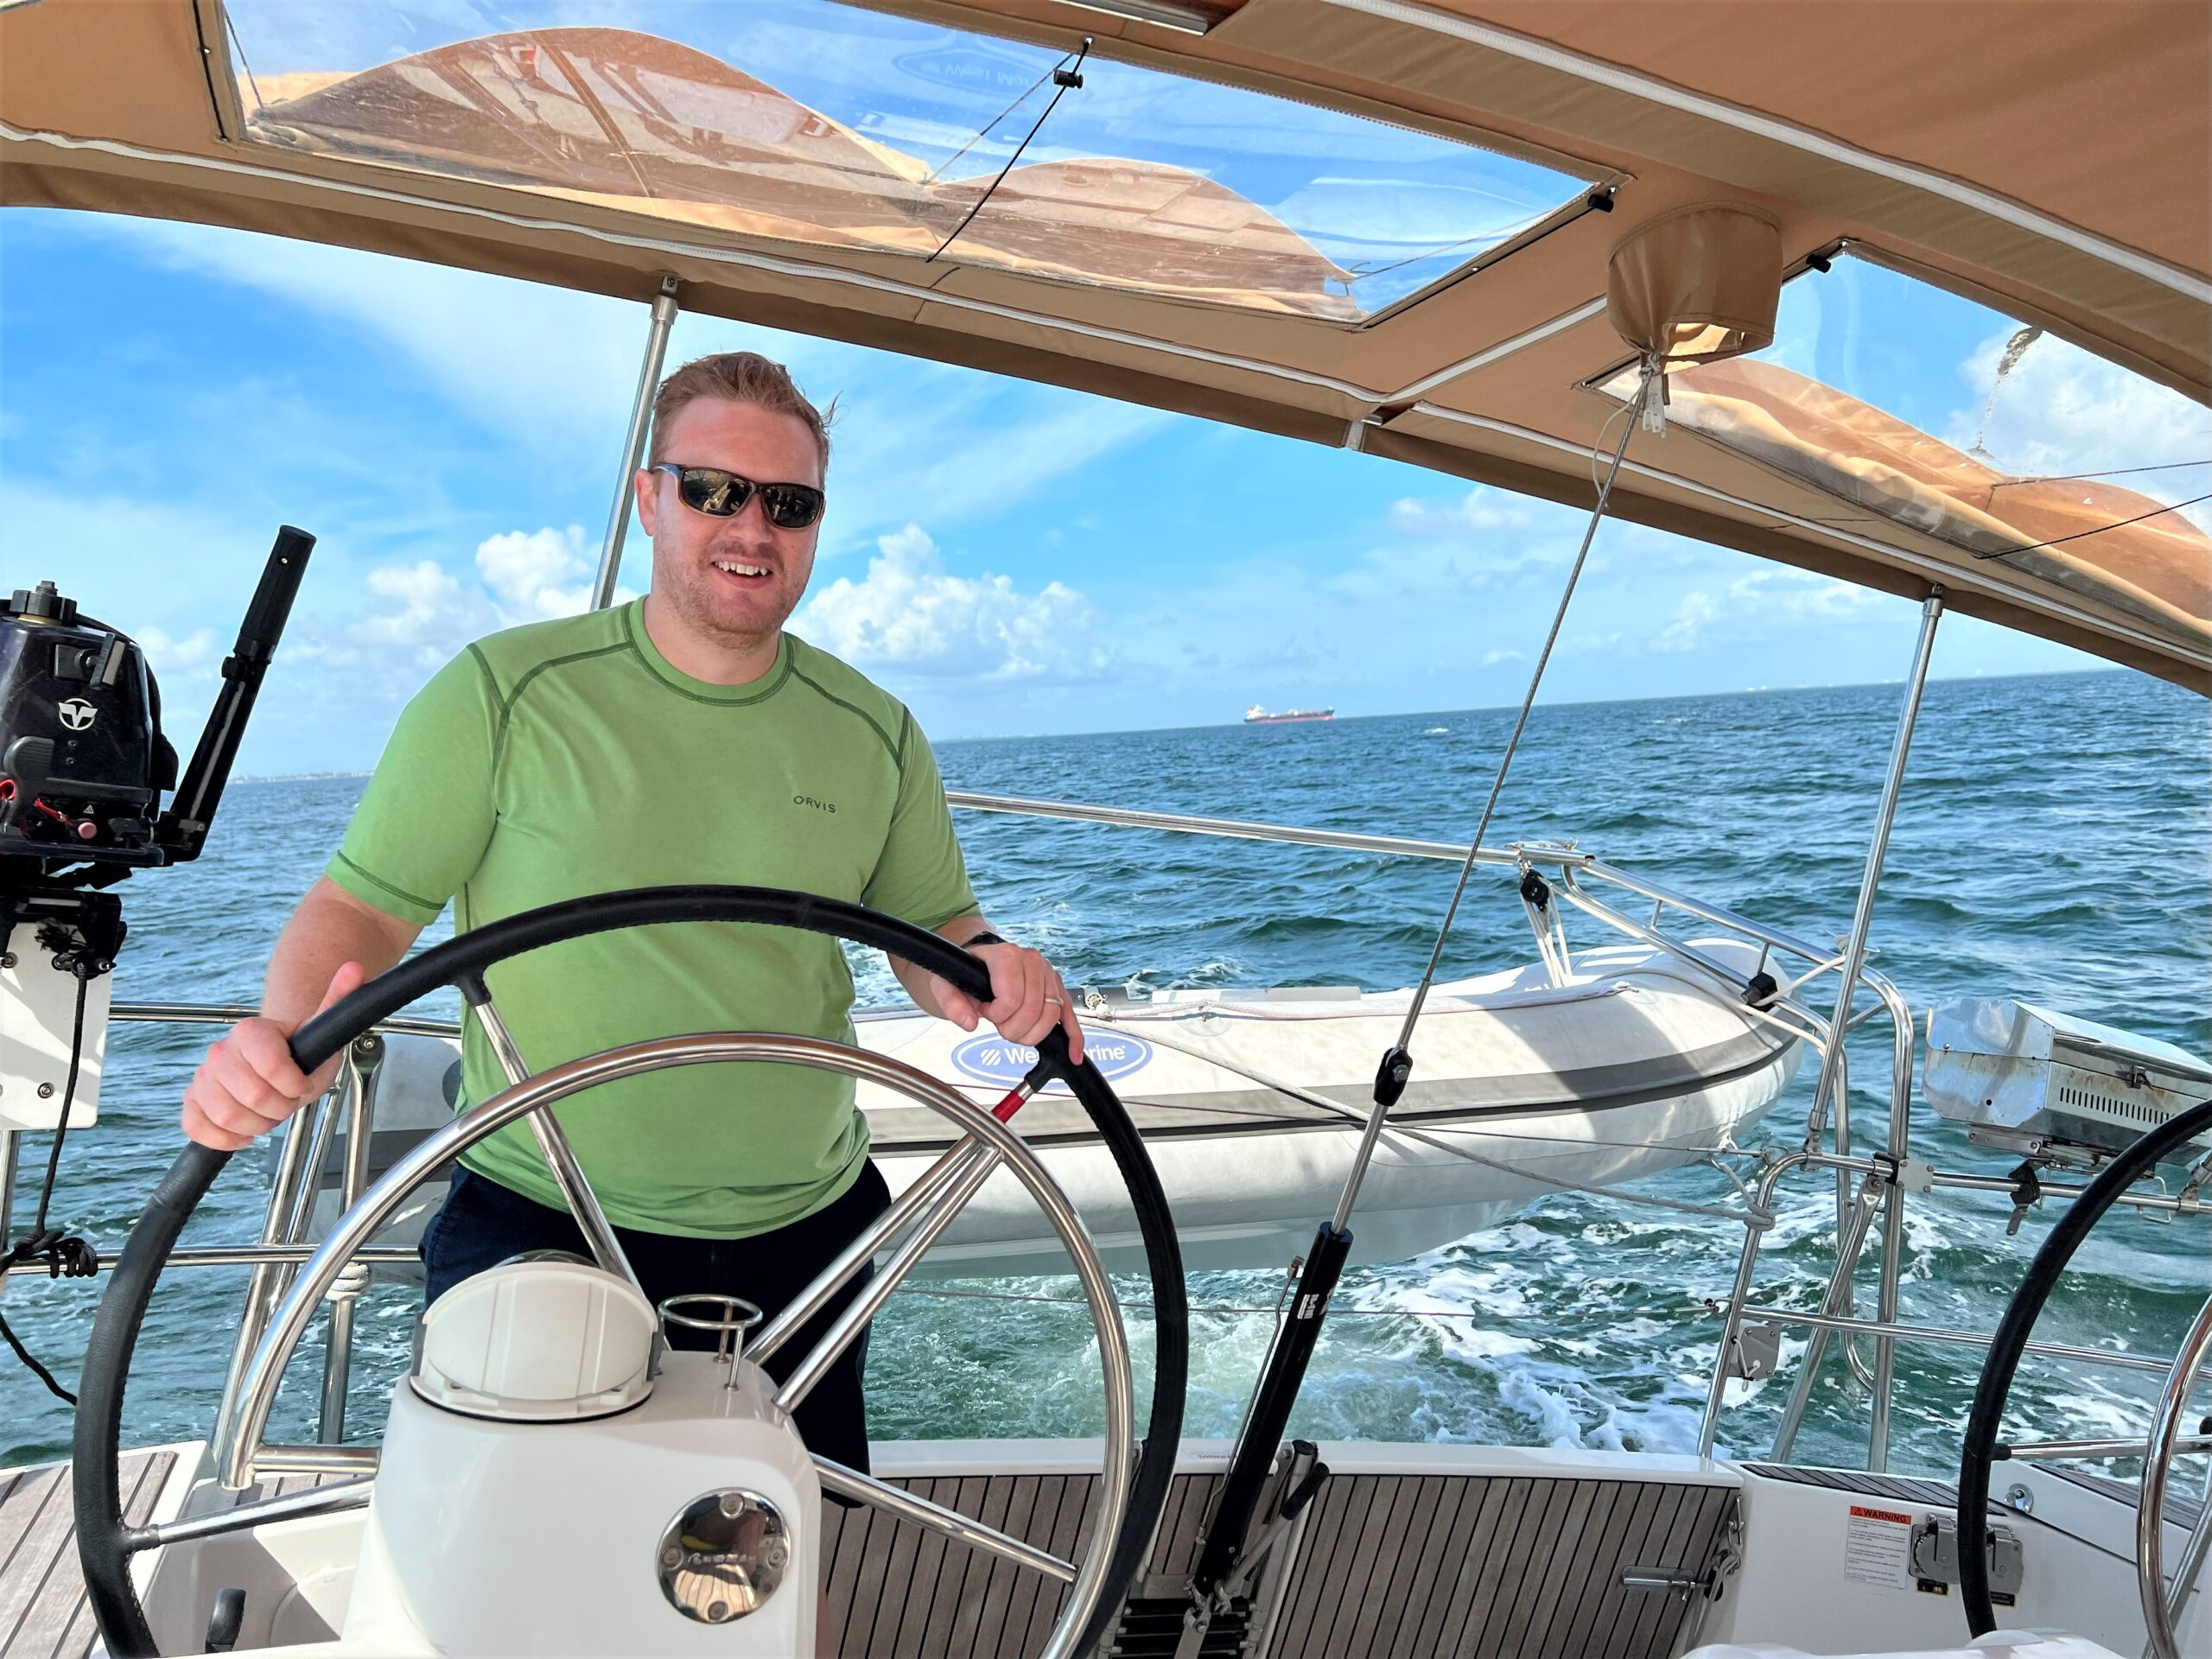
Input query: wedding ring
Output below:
<box><xmin>1044</xmin><ymin>995</ymin><xmax>1064</xmax><ymax>1006</ymax></box>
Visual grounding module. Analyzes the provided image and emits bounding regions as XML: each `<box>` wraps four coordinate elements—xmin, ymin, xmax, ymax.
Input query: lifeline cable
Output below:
<box><xmin>1970</xmin><ymin>489</ymin><xmax>2212</xmax><ymax>559</ymax></box>
<box><xmin>0</xmin><ymin>968</ymin><xmax>99</xmax><ymax>1405</ymax></box>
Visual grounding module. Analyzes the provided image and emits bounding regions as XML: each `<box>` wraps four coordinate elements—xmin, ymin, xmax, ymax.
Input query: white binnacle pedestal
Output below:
<box><xmin>342</xmin><ymin>1266</ymin><xmax>818</xmax><ymax>1656</ymax></box>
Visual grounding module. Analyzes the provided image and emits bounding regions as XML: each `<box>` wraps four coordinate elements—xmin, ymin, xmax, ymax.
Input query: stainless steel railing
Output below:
<box><xmin>14</xmin><ymin>792</ymin><xmax>2197</xmax><ymax>1487</ymax></box>
<box><xmin>944</xmin><ymin>789</ymin><xmax>2206</xmax><ymax>1478</ymax></box>
<box><xmin>13</xmin><ymin>800</ymin><xmax>1904</xmax><ymax>1466</ymax></box>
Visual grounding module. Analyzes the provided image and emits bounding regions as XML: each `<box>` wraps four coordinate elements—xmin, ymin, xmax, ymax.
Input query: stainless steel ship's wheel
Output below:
<box><xmin>74</xmin><ymin>887</ymin><xmax>1189</xmax><ymax>1659</ymax></box>
<box><xmin>1957</xmin><ymin>1096</ymin><xmax>2212</xmax><ymax>1656</ymax></box>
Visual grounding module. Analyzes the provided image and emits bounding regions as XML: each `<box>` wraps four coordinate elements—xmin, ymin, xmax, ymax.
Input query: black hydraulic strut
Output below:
<box><xmin>1185</xmin><ymin>1220</ymin><xmax>1352</xmax><ymax>1601</ymax></box>
<box><xmin>1179</xmin><ymin>1046</ymin><xmax>1411</xmax><ymax>1649</ymax></box>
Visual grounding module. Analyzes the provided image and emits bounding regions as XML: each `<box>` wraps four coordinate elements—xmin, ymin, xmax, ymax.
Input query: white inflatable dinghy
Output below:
<box><xmin>860</xmin><ymin>935</ymin><xmax>1800</xmax><ymax>1271</ymax></box>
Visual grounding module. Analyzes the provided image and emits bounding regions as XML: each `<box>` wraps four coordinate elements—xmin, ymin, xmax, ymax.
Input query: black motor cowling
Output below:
<box><xmin>0</xmin><ymin>526</ymin><xmax>313</xmax><ymax>880</ymax></box>
<box><xmin>0</xmin><ymin>582</ymin><xmax>177</xmax><ymax>864</ymax></box>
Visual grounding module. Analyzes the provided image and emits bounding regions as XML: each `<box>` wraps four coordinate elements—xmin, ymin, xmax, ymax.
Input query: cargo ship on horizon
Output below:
<box><xmin>1244</xmin><ymin>704</ymin><xmax>1335</xmax><ymax>724</ymax></box>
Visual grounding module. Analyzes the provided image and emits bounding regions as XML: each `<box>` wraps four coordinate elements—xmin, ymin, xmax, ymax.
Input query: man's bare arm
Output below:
<box><xmin>180</xmin><ymin>877</ymin><xmax>424</xmax><ymax>1149</ymax></box>
<box><xmin>887</xmin><ymin>915</ymin><xmax>1084</xmax><ymax>1065</ymax></box>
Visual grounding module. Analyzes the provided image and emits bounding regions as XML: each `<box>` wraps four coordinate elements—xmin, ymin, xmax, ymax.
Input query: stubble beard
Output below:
<box><xmin>665</xmin><ymin>555</ymin><xmax>798</xmax><ymax>658</ymax></box>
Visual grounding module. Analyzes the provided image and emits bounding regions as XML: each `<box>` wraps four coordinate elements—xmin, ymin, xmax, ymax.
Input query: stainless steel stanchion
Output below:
<box><xmin>591</xmin><ymin>276</ymin><xmax>682</xmax><ymax>611</ymax></box>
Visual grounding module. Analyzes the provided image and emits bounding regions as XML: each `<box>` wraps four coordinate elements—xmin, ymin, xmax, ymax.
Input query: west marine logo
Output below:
<box><xmin>950</xmin><ymin>1029</ymin><xmax>1153</xmax><ymax>1088</ymax></box>
<box><xmin>892</xmin><ymin>43</ymin><xmax>1039</xmax><ymax>99</ymax></box>
<box><xmin>58</xmin><ymin>697</ymin><xmax>96</xmax><ymax>732</ymax></box>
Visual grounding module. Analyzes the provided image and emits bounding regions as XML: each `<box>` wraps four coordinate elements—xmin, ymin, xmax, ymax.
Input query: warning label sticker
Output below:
<box><xmin>1843</xmin><ymin>1504</ymin><xmax>1915</xmax><ymax>1592</ymax></box>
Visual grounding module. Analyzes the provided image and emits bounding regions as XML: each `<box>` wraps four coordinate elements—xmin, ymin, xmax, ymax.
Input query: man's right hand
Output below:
<box><xmin>181</xmin><ymin>962</ymin><xmax>369</xmax><ymax>1150</ymax></box>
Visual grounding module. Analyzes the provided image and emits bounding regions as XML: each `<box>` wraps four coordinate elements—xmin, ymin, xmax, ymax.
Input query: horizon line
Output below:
<box><xmin>934</xmin><ymin>664</ymin><xmax>2132</xmax><ymax>746</ymax></box>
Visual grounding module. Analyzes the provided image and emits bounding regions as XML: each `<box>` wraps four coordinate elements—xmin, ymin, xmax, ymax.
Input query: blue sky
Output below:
<box><xmin>2</xmin><ymin>207</ymin><xmax>2190</xmax><ymax>775</ymax></box>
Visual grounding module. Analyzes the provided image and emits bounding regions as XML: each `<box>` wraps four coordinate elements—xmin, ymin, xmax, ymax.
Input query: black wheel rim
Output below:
<box><xmin>1956</xmin><ymin>1096</ymin><xmax>2212</xmax><ymax>1635</ymax></box>
<box><xmin>76</xmin><ymin>886</ymin><xmax>1188</xmax><ymax>1658</ymax></box>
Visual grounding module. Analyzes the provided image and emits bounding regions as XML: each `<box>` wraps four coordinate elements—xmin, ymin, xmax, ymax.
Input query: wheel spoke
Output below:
<box><xmin>773</xmin><ymin>1145</ymin><xmax>1001</xmax><ymax>1414</ymax></box>
<box><xmin>751</xmin><ymin>1135</ymin><xmax>990</xmax><ymax>1367</ymax></box>
<box><xmin>130</xmin><ymin>1477</ymin><xmax>375</xmax><ymax>1553</ymax></box>
<box><xmin>1998</xmin><ymin>1432</ymin><xmax>2212</xmax><ymax>1462</ymax></box>
<box><xmin>88</xmin><ymin>889</ymin><xmax>1177</xmax><ymax>1659</ymax></box>
<box><xmin>813</xmin><ymin>1457</ymin><xmax>1077</xmax><ymax>1584</ymax></box>
<box><xmin>465</xmin><ymin>981</ymin><xmax>639</xmax><ymax>1294</ymax></box>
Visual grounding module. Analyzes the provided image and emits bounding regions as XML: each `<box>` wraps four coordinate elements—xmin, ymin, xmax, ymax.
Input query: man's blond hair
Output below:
<box><xmin>647</xmin><ymin>352</ymin><xmax>833</xmax><ymax>475</ymax></box>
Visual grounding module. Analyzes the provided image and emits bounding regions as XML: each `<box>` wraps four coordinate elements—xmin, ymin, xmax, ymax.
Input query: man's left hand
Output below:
<box><xmin>933</xmin><ymin>942</ymin><xmax>1085</xmax><ymax>1065</ymax></box>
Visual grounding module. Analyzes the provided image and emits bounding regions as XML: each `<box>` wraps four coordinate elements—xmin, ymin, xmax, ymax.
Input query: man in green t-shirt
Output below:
<box><xmin>181</xmin><ymin>350</ymin><xmax>1085</xmax><ymax>1483</ymax></box>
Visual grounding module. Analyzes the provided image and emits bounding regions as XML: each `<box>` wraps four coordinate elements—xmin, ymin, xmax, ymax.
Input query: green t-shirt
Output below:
<box><xmin>327</xmin><ymin>601</ymin><xmax>978</xmax><ymax>1237</ymax></box>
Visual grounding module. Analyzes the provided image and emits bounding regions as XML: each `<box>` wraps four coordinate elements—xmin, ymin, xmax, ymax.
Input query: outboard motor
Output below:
<box><xmin>0</xmin><ymin>526</ymin><xmax>313</xmax><ymax>1399</ymax></box>
<box><xmin>0</xmin><ymin>581</ymin><xmax>178</xmax><ymax>863</ymax></box>
<box><xmin>0</xmin><ymin>524</ymin><xmax>311</xmax><ymax>877</ymax></box>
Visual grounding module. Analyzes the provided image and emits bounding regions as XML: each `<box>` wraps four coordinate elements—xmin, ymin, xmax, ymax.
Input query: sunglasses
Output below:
<box><xmin>652</xmin><ymin>463</ymin><xmax>825</xmax><ymax>531</ymax></box>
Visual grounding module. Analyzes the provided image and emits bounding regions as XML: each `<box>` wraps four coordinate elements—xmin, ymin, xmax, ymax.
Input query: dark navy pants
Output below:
<box><xmin>420</xmin><ymin>1161</ymin><xmax>892</xmax><ymax>1476</ymax></box>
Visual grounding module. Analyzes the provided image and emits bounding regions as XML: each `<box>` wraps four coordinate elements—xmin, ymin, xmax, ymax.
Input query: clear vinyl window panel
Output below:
<box><xmin>221</xmin><ymin>0</ymin><xmax>1594</xmax><ymax>321</ymax></box>
<box><xmin>1605</xmin><ymin>254</ymin><xmax>2211</xmax><ymax>640</ymax></box>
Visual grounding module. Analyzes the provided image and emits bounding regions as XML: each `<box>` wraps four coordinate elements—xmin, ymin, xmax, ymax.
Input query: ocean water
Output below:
<box><xmin>3</xmin><ymin>670</ymin><xmax>2207</xmax><ymax>1487</ymax></box>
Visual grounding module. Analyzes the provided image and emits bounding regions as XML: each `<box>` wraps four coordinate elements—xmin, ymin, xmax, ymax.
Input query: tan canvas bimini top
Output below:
<box><xmin>3</xmin><ymin>0</ymin><xmax>2206</xmax><ymax>688</ymax></box>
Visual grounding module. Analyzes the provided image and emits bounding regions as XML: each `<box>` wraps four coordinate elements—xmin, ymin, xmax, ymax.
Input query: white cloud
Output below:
<box><xmin>1650</xmin><ymin>569</ymin><xmax>1881</xmax><ymax>654</ymax></box>
<box><xmin>331</xmin><ymin>526</ymin><xmax>632</xmax><ymax>670</ymax></box>
<box><xmin>795</xmin><ymin>524</ymin><xmax>1108</xmax><ymax>682</ymax></box>
<box><xmin>476</xmin><ymin>525</ymin><xmax>595</xmax><ymax>619</ymax></box>
<box><xmin>1948</xmin><ymin>328</ymin><xmax>2212</xmax><ymax>536</ymax></box>
<box><xmin>351</xmin><ymin>560</ymin><xmax>492</xmax><ymax>664</ymax></box>
<box><xmin>137</xmin><ymin>626</ymin><xmax>219</xmax><ymax>674</ymax></box>
<box><xmin>1652</xmin><ymin>590</ymin><xmax>1718</xmax><ymax>653</ymax></box>
<box><xmin>1953</xmin><ymin>330</ymin><xmax>2211</xmax><ymax>479</ymax></box>
<box><xmin>1480</xmin><ymin>648</ymin><xmax>1525</xmax><ymax>667</ymax></box>
<box><xmin>1732</xmin><ymin>569</ymin><xmax>1885</xmax><ymax>625</ymax></box>
<box><xmin>1389</xmin><ymin>486</ymin><xmax>1539</xmax><ymax>537</ymax></box>
<box><xmin>1343</xmin><ymin>488</ymin><xmax>1681</xmax><ymax>603</ymax></box>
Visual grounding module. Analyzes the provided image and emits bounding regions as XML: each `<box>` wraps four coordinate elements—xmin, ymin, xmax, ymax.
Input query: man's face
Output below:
<box><xmin>635</xmin><ymin>397</ymin><xmax>823</xmax><ymax>652</ymax></box>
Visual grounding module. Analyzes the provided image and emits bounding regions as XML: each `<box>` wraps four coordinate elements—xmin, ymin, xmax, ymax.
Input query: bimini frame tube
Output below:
<box><xmin>591</xmin><ymin>276</ymin><xmax>681</xmax><ymax>611</ymax></box>
<box><xmin>1820</xmin><ymin>585</ymin><xmax>1943</xmax><ymax>1470</ymax></box>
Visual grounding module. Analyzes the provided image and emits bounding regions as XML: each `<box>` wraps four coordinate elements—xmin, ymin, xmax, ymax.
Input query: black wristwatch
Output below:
<box><xmin>960</xmin><ymin>930</ymin><xmax>1008</xmax><ymax>950</ymax></box>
